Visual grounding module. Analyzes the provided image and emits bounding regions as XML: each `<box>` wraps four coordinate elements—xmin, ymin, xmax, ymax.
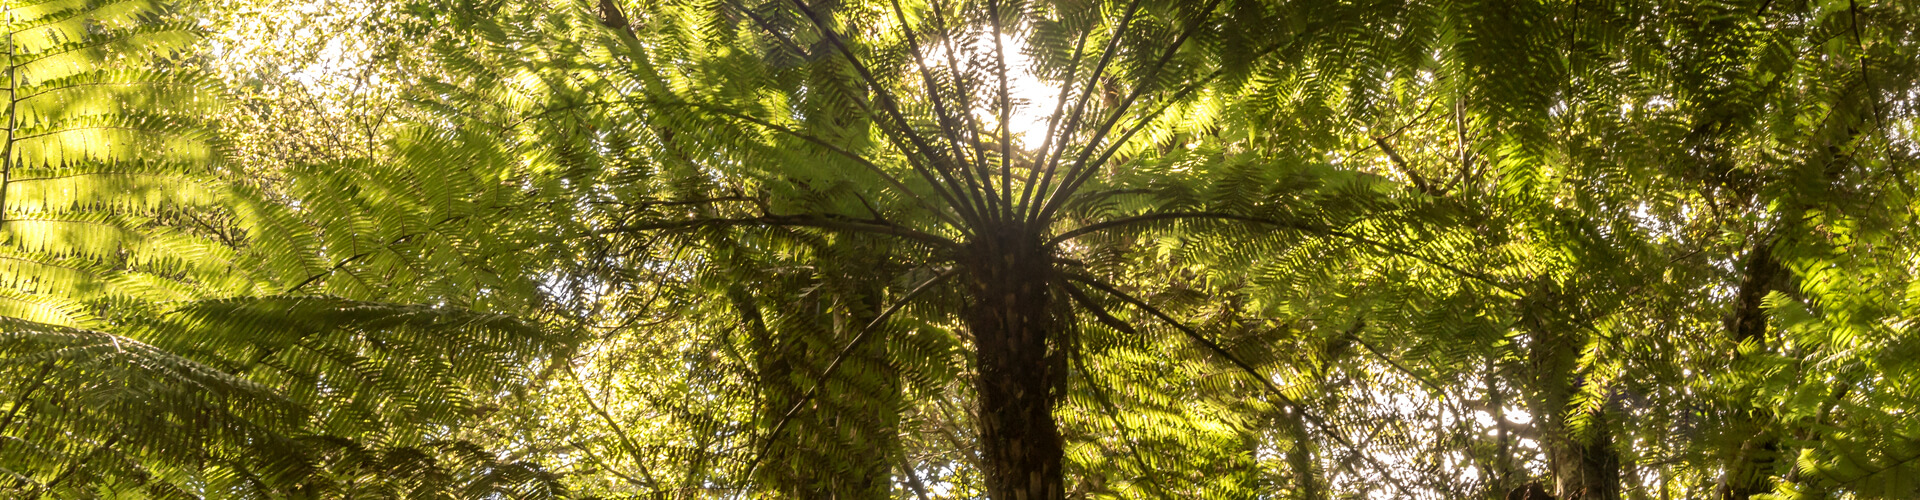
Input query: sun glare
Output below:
<box><xmin>915</xmin><ymin>29</ymin><xmax>1059</xmax><ymax>151</ymax></box>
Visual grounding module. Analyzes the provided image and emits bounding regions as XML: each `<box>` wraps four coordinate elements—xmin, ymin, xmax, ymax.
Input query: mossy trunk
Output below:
<box><xmin>963</xmin><ymin>230</ymin><xmax>1065</xmax><ymax>500</ymax></box>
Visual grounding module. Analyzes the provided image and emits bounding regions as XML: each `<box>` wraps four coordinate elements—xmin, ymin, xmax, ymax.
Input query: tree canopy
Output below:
<box><xmin>2</xmin><ymin>0</ymin><xmax>1918</xmax><ymax>498</ymax></box>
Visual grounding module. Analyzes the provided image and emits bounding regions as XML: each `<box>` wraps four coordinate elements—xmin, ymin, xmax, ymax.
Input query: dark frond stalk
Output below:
<box><xmin>1016</xmin><ymin>20</ymin><xmax>1094</xmax><ymax>217</ymax></box>
<box><xmin>722</xmin><ymin>0</ymin><xmax>986</xmax><ymax>225</ymax></box>
<box><xmin>1051</xmin><ymin>211</ymin><xmax>1523</xmax><ymax>297</ymax></box>
<box><xmin>1072</xmin><ymin>36</ymin><xmax>1295</xmax><ymax>189</ymax></box>
<box><xmin>988</xmin><ymin>0</ymin><xmax>1015</xmax><ymax>221</ymax></box>
<box><xmin>0</xmin><ymin>360</ymin><xmax>56</xmax><ymax>438</ymax></box>
<box><xmin>589</xmin><ymin>214</ymin><xmax>958</xmax><ymax>249</ymax></box>
<box><xmin>41</xmin><ymin>435</ymin><xmax>119</xmax><ymax>494</ymax></box>
<box><xmin>885</xmin><ymin>0</ymin><xmax>1002</xmax><ymax>222</ymax></box>
<box><xmin>776</xmin><ymin>0</ymin><xmax>997</xmax><ymax>224</ymax></box>
<box><xmin>744</xmin><ymin>268</ymin><xmax>956</xmax><ymax>483</ymax></box>
<box><xmin>2</xmin><ymin>28</ymin><xmax>15</xmax><ymax>222</ymax></box>
<box><xmin>1024</xmin><ymin>0</ymin><xmax>1146</xmax><ymax>224</ymax></box>
<box><xmin>571</xmin><ymin>440</ymin><xmax>652</xmax><ymax>489</ymax></box>
<box><xmin>659</xmin><ymin>100</ymin><xmax>966</xmax><ymax>230</ymax></box>
<box><xmin>1035</xmin><ymin>0</ymin><xmax>1226</xmax><ymax>223</ymax></box>
<box><xmin>918</xmin><ymin>0</ymin><xmax>1007</xmax><ymax>219</ymax></box>
<box><xmin>1057</xmin><ymin>283</ymin><xmax>1175</xmax><ymax>499</ymax></box>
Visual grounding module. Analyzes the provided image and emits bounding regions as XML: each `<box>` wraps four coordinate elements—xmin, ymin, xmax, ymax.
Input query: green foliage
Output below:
<box><xmin>2</xmin><ymin>0</ymin><xmax>1918</xmax><ymax>498</ymax></box>
<box><xmin>0</xmin><ymin>1</ymin><xmax>583</xmax><ymax>496</ymax></box>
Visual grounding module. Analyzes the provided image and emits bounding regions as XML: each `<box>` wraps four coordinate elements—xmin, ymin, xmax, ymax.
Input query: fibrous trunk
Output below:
<box><xmin>963</xmin><ymin>230</ymin><xmax>1064</xmax><ymax>500</ymax></box>
<box><xmin>1523</xmin><ymin>297</ymin><xmax>1620</xmax><ymax>500</ymax></box>
<box><xmin>1716</xmin><ymin>240</ymin><xmax>1784</xmax><ymax>500</ymax></box>
<box><xmin>1545</xmin><ymin>406</ymin><xmax>1619</xmax><ymax>500</ymax></box>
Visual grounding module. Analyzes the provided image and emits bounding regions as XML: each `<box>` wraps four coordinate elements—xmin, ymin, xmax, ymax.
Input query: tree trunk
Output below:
<box><xmin>1281</xmin><ymin>406</ymin><xmax>1324</xmax><ymax>500</ymax></box>
<box><xmin>1523</xmin><ymin>290</ymin><xmax>1620</xmax><ymax>500</ymax></box>
<box><xmin>1715</xmin><ymin>240</ymin><xmax>1784</xmax><ymax>500</ymax></box>
<box><xmin>1544</xmin><ymin>406</ymin><xmax>1619</xmax><ymax>500</ymax></box>
<box><xmin>963</xmin><ymin>231</ymin><xmax>1065</xmax><ymax>500</ymax></box>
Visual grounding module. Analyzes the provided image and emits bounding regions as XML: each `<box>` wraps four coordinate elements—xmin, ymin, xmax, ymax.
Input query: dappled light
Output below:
<box><xmin>2</xmin><ymin>0</ymin><xmax>1918</xmax><ymax>498</ymax></box>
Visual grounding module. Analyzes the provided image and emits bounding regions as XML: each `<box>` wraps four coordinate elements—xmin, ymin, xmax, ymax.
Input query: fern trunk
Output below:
<box><xmin>1525</xmin><ymin>301</ymin><xmax>1621</xmax><ymax>500</ymax></box>
<box><xmin>962</xmin><ymin>230</ymin><xmax>1065</xmax><ymax>500</ymax></box>
<box><xmin>1545</xmin><ymin>407</ymin><xmax>1620</xmax><ymax>500</ymax></box>
<box><xmin>1715</xmin><ymin>240</ymin><xmax>1785</xmax><ymax>500</ymax></box>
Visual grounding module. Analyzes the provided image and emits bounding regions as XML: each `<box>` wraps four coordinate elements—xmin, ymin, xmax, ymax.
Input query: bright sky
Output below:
<box><xmin>918</xmin><ymin>29</ymin><xmax>1057</xmax><ymax>150</ymax></box>
<box><xmin>995</xmin><ymin>35</ymin><xmax>1057</xmax><ymax>149</ymax></box>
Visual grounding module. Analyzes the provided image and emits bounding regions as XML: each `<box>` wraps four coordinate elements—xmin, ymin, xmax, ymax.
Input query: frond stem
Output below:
<box><xmin>564</xmin><ymin>363</ymin><xmax>661</xmax><ymax>488</ymax></box>
<box><xmin>1057</xmin><ymin>282</ymin><xmax>1176</xmax><ymax>499</ymax></box>
<box><xmin>589</xmin><ymin>214</ymin><xmax>958</xmax><ymax>250</ymax></box>
<box><xmin>1064</xmin><ymin>274</ymin><xmax>1418</xmax><ymax>498</ymax></box>
<box><xmin>740</xmin><ymin>268</ymin><xmax>958</xmax><ymax>483</ymax></box>
<box><xmin>1050</xmin><ymin>211</ymin><xmax>1520</xmax><ymax>297</ymax></box>
<box><xmin>1036</xmin><ymin>0</ymin><xmax>1225</xmax><ymax>223</ymax></box>
<box><xmin>776</xmin><ymin>0</ymin><xmax>995</xmax><ymax>224</ymax></box>
<box><xmin>1025</xmin><ymin>0</ymin><xmax>1146</xmax><ymax>224</ymax></box>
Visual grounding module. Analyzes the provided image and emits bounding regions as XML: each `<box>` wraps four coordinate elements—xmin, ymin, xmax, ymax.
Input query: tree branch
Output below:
<box><xmin>1063</xmin><ymin>273</ymin><xmax>1419</xmax><ymax>498</ymax></box>
<box><xmin>564</xmin><ymin>364</ymin><xmax>661</xmax><ymax>488</ymax></box>
<box><xmin>590</xmin><ymin>214</ymin><xmax>958</xmax><ymax>250</ymax></box>
<box><xmin>1369</xmin><ymin>136</ymin><xmax>1434</xmax><ymax>195</ymax></box>
<box><xmin>740</xmin><ymin>268</ymin><xmax>957</xmax><ymax>481</ymax></box>
<box><xmin>1050</xmin><ymin>211</ymin><xmax>1521</xmax><ymax>297</ymax></box>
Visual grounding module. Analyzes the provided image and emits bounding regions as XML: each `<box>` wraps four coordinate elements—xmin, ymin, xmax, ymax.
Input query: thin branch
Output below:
<box><xmin>740</xmin><ymin>268</ymin><xmax>958</xmax><ymax>482</ymax></box>
<box><xmin>1064</xmin><ymin>274</ymin><xmax>1420</xmax><ymax>498</ymax></box>
<box><xmin>571</xmin><ymin>439</ymin><xmax>654</xmax><ymax>489</ymax></box>
<box><xmin>1049</xmin><ymin>211</ymin><xmax>1521</xmax><ymax>297</ymax></box>
<box><xmin>1369</xmin><ymin>136</ymin><xmax>1434</xmax><ymax>195</ymax></box>
<box><xmin>565</xmin><ymin>364</ymin><xmax>661</xmax><ymax>488</ymax></box>
<box><xmin>900</xmin><ymin>455</ymin><xmax>935</xmax><ymax>500</ymax></box>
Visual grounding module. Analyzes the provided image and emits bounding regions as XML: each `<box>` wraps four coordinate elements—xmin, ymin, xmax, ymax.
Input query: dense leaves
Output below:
<box><xmin>1</xmin><ymin>0</ymin><xmax>1917</xmax><ymax>498</ymax></box>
